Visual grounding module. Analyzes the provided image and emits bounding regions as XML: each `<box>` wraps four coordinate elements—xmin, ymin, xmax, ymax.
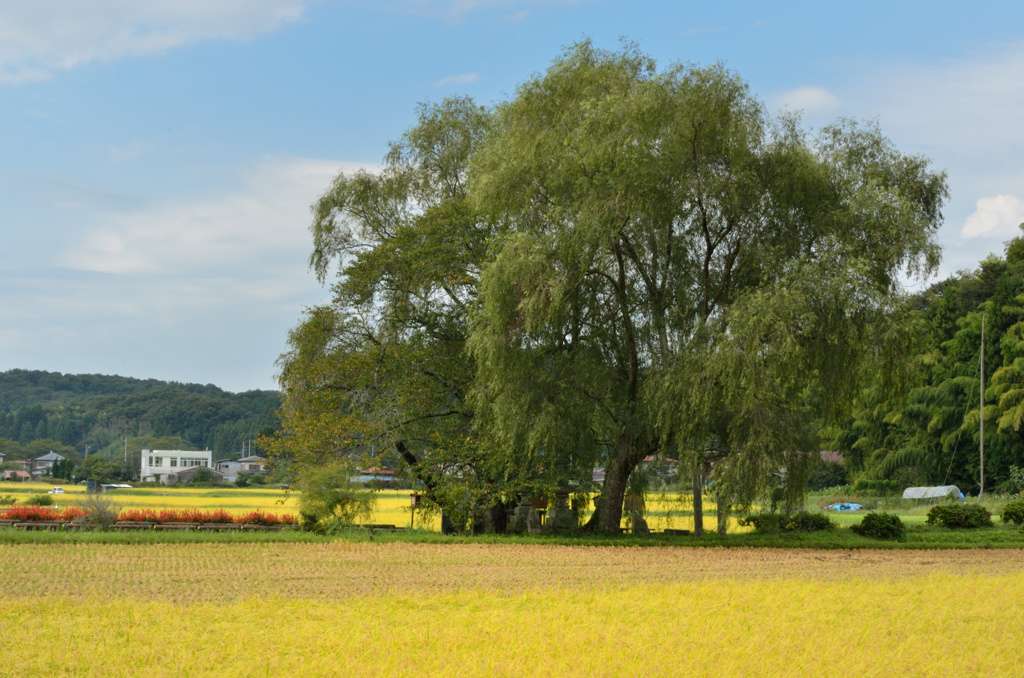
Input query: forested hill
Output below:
<box><xmin>0</xmin><ymin>369</ymin><xmax>280</xmax><ymax>460</ymax></box>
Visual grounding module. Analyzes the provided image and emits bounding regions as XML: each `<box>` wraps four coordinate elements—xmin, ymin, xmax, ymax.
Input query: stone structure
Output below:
<box><xmin>544</xmin><ymin>485</ymin><xmax>578</xmax><ymax>533</ymax></box>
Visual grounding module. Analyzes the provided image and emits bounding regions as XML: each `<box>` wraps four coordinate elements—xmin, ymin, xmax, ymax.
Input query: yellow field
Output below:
<box><xmin>0</xmin><ymin>544</ymin><xmax>1022</xmax><ymax>676</ymax></box>
<box><xmin>4</xmin><ymin>483</ymin><xmax>745</xmax><ymax>532</ymax></box>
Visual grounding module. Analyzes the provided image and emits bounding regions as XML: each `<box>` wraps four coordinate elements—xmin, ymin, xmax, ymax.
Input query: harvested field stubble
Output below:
<box><xmin>1</xmin><ymin>543</ymin><xmax>1024</xmax><ymax>602</ymax></box>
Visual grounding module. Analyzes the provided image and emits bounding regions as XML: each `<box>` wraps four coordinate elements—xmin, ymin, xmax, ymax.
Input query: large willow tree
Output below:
<box><xmin>269</xmin><ymin>97</ymin><xmax>507</xmax><ymax>531</ymax></box>
<box><xmin>468</xmin><ymin>42</ymin><xmax>946</xmax><ymax>532</ymax></box>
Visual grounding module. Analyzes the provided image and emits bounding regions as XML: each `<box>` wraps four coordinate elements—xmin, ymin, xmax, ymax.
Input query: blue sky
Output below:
<box><xmin>2</xmin><ymin>1</ymin><xmax>1023</xmax><ymax>392</ymax></box>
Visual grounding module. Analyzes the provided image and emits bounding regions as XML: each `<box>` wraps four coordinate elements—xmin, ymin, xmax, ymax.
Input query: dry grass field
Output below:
<box><xmin>1</xmin><ymin>543</ymin><xmax>1023</xmax><ymax>676</ymax></box>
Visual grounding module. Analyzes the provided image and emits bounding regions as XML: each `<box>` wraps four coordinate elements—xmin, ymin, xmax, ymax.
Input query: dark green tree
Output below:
<box><xmin>468</xmin><ymin>41</ymin><xmax>947</xmax><ymax>531</ymax></box>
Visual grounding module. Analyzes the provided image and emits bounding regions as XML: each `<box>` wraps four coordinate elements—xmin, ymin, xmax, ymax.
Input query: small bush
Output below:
<box><xmin>926</xmin><ymin>503</ymin><xmax>993</xmax><ymax>529</ymax></box>
<box><xmin>851</xmin><ymin>512</ymin><xmax>905</xmax><ymax>540</ymax></box>
<box><xmin>1001</xmin><ymin>499</ymin><xmax>1024</xmax><ymax>526</ymax></box>
<box><xmin>851</xmin><ymin>479</ymin><xmax>901</xmax><ymax>496</ymax></box>
<box><xmin>24</xmin><ymin>494</ymin><xmax>54</xmax><ymax>506</ymax></box>
<box><xmin>297</xmin><ymin>465</ymin><xmax>375</xmax><ymax>531</ymax></box>
<box><xmin>739</xmin><ymin>511</ymin><xmax>834</xmax><ymax>534</ymax></box>
<box><xmin>0</xmin><ymin>494</ymin><xmax>17</xmax><ymax>506</ymax></box>
<box><xmin>80</xmin><ymin>494</ymin><xmax>121</xmax><ymax>530</ymax></box>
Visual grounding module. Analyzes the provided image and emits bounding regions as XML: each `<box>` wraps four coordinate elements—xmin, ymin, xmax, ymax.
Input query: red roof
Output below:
<box><xmin>361</xmin><ymin>467</ymin><xmax>395</xmax><ymax>476</ymax></box>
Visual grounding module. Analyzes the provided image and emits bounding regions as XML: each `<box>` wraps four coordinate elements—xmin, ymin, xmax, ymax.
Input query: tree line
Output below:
<box><xmin>0</xmin><ymin>370</ymin><xmax>280</xmax><ymax>462</ymax></box>
<box><xmin>831</xmin><ymin>233</ymin><xmax>1024</xmax><ymax>495</ymax></box>
<box><xmin>266</xmin><ymin>41</ymin><xmax>948</xmax><ymax>533</ymax></box>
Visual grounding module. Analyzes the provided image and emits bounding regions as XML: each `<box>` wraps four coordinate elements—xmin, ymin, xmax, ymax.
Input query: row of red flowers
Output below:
<box><xmin>114</xmin><ymin>508</ymin><xmax>295</xmax><ymax>525</ymax></box>
<box><xmin>0</xmin><ymin>506</ymin><xmax>87</xmax><ymax>522</ymax></box>
<box><xmin>0</xmin><ymin>506</ymin><xmax>294</xmax><ymax>525</ymax></box>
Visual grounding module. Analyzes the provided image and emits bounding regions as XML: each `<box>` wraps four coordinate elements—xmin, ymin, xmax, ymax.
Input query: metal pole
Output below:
<box><xmin>980</xmin><ymin>312</ymin><xmax>985</xmax><ymax>503</ymax></box>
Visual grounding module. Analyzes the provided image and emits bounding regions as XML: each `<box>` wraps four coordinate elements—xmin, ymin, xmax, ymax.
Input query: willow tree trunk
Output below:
<box><xmin>716</xmin><ymin>489</ymin><xmax>728</xmax><ymax>536</ymax></box>
<box><xmin>597</xmin><ymin>453</ymin><xmax>632</xmax><ymax>533</ymax></box>
<box><xmin>595</xmin><ymin>430</ymin><xmax>650</xmax><ymax>533</ymax></box>
<box><xmin>692</xmin><ymin>466</ymin><xmax>704</xmax><ymax>537</ymax></box>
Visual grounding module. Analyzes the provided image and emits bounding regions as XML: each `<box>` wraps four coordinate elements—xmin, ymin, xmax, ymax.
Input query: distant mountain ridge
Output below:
<box><xmin>0</xmin><ymin>368</ymin><xmax>269</xmax><ymax>411</ymax></box>
<box><xmin>0</xmin><ymin>369</ymin><xmax>280</xmax><ymax>458</ymax></box>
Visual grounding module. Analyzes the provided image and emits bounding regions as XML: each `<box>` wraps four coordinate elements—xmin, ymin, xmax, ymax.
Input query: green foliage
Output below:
<box><xmin>851</xmin><ymin>512</ymin><xmax>906</xmax><ymax>540</ymax></box>
<box><xmin>297</xmin><ymin>466</ymin><xmax>376</xmax><ymax>532</ymax></box>
<box><xmin>926</xmin><ymin>503</ymin><xmax>993</xmax><ymax>528</ymax></box>
<box><xmin>77</xmin><ymin>456</ymin><xmax>130</xmax><ymax>483</ymax></box>
<box><xmin>50</xmin><ymin>458</ymin><xmax>74</xmax><ymax>480</ymax></box>
<box><xmin>808</xmin><ymin>461</ymin><xmax>848</xmax><ymax>491</ymax></box>
<box><xmin>25</xmin><ymin>494</ymin><xmax>53</xmax><ymax>506</ymax></box>
<box><xmin>831</xmin><ymin>226</ymin><xmax>1024</xmax><ymax>494</ymax></box>
<box><xmin>1001</xmin><ymin>499</ymin><xmax>1024</xmax><ymax>525</ymax></box>
<box><xmin>190</xmin><ymin>468</ymin><xmax>214</xmax><ymax>484</ymax></box>
<box><xmin>79</xmin><ymin>493</ymin><xmax>121</xmax><ymax>530</ymax></box>
<box><xmin>468</xmin><ymin>41</ymin><xmax>945</xmax><ymax>532</ymax></box>
<box><xmin>0</xmin><ymin>494</ymin><xmax>16</xmax><ymax>506</ymax></box>
<box><xmin>738</xmin><ymin>511</ymin><xmax>835</xmax><ymax>534</ymax></box>
<box><xmin>277</xmin><ymin>41</ymin><xmax>946</xmax><ymax>536</ymax></box>
<box><xmin>851</xmin><ymin>479</ymin><xmax>902</xmax><ymax>496</ymax></box>
<box><xmin>1006</xmin><ymin>466</ymin><xmax>1024</xmax><ymax>495</ymax></box>
<box><xmin>270</xmin><ymin>96</ymin><xmax>513</xmax><ymax>529</ymax></box>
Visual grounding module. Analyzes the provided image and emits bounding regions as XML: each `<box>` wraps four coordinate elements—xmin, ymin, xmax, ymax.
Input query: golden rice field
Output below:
<box><xmin>0</xmin><ymin>543</ymin><xmax>1022</xmax><ymax>677</ymax></box>
<box><xmin>5</xmin><ymin>482</ymin><xmax>745</xmax><ymax>532</ymax></box>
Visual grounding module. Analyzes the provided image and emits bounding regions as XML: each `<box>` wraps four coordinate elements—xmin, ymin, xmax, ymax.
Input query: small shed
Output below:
<box><xmin>902</xmin><ymin>485</ymin><xmax>963</xmax><ymax>500</ymax></box>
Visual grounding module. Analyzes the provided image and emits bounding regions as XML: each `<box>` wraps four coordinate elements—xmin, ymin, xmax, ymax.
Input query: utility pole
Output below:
<box><xmin>979</xmin><ymin>312</ymin><xmax>985</xmax><ymax>503</ymax></box>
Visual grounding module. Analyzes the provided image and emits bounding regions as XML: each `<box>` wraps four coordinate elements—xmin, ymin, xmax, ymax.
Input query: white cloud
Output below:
<box><xmin>0</xmin><ymin>0</ymin><xmax>304</xmax><ymax>84</ymax></box>
<box><xmin>776</xmin><ymin>86</ymin><xmax>842</xmax><ymax>114</ymax></box>
<box><xmin>962</xmin><ymin>195</ymin><xmax>1024</xmax><ymax>239</ymax></box>
<box><xmin>60</xmin><ymin>157</ymin><xmax>373</xmax><ymax>279</ymax></box>
<box><xmin>853</xmin><ymin>44</ymin><xmax>1024</xmax><ymax>153</ymax></box>
<box><xmin>838</xmin><ymin>43</ymin><xmax>1024</xmax><ymax>272</ymax></box>
<box><xmin>437</xmin><ymin>72</ymin><xmax>480</xmax><ymax>86</ymax></box>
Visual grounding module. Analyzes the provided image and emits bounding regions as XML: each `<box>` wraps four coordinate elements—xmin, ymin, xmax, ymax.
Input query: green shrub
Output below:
<box><xmin>851</xmin><ymin>478</ymin><xmax>901</xmax><ymax>496</ymax></box>
<box><xmin>926</xmin><ymin>503</ymin><xmax>993</xmax><ymax>529</ymax></box>
<box><xmin>297</xmin><ymin>465</ymin><xmax>376</xmax><ymax>532</ymax></box>
<box><xmin>80</xmin><ymin>494</ymin><xmax>121</xmax><ymax>531</ymax></box>
<box><xmin>851</xmin><ymin>512</ymin><xmax>905</xmax><ymax>540</ymax></box>
<box><xmin>808</xmin><ymin>461</ymin><xmax>848</xmax><ymax>491</ymax></box>
<box><xmin>0</xmin><ymin>494</ymin><xmax>17</xmax><ymax>506</ymax></box>
<box><xmin>24</xmin><ymin>494</ymin><xmax>54</xmax><ymax>506</ymax></box>
<box><xmin>1001</xmin><ymin>499</ymin><xmax>1024</xmax><ymax>526</ymax></box>
<box><xmin>739</xmin><ymin>511</ymin><xmax>834</xmax><ymax>534</ymax></box>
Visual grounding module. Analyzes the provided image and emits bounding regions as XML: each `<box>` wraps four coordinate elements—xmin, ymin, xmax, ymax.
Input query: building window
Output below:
<box><xmin>154</xmin><ymin>457</ymin><xmax>162</xmax><ymax>467</ymax></box>
<box><xmin>170</xmin><ymin>458</ymin><xmax>177</xmax><ymax>467</ymax></box>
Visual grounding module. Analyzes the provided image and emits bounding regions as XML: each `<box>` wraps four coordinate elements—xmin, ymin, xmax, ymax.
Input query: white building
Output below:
<box><xmin>140</xmin><ymin>449</ymin><xmax>213</xmax><ymax>484</ymax></box>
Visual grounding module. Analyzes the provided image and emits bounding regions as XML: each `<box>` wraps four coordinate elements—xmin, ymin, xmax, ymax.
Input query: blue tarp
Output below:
<box><xmin>825</xmin><ymin>502</ymin><xmax>863</xmax><ymax>512</ymax></box>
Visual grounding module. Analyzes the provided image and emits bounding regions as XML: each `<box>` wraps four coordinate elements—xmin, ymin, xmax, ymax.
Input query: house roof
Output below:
<box><xmin>34</xmin><ymin>452</ymin><xmax>66</xmax><ymax>462</ymax></box>
<box><xmin>238</xmin><ymin>455</ymin><xmax>266</xmax><ymax>463</ymax></box>
<box><xmin>2</xmin><ymin>470</ymin><xmax>30</xmax><ymax>479</ymax></box>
